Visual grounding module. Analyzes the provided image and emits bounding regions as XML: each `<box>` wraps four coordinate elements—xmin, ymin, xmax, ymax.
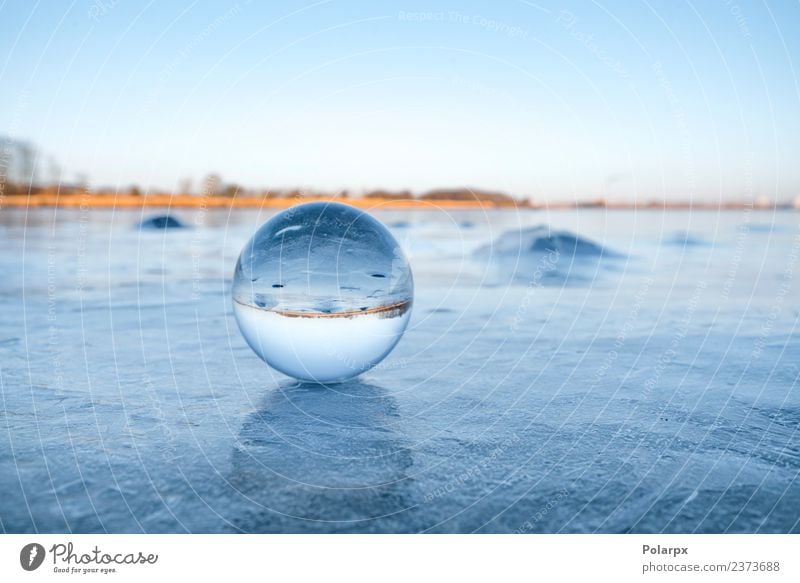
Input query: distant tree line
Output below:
<box><xmin>0</xmin><ymin>137</ymin><xmax>527</xmax><ymax>206</ymax></box>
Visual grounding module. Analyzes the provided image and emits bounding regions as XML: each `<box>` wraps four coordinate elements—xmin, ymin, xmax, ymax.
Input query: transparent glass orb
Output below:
<box><xmin>232</xmin><ymin>202</ymin><xmax>413</xmax><ymax>382</ymax></box>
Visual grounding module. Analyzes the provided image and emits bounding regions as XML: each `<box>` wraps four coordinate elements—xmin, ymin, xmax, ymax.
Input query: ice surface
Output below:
<box><xmin>0</xmin><ymin>207</ymin><xmax>798</xmax><ymax>533</ymax></box>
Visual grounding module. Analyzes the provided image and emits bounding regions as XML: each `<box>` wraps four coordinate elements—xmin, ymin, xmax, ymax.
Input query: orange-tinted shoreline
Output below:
<box><xmin>1</xmin><ymin>194</ymin><xmax>514</xmax><ymax>210</ymax></box>
<box><xmin>2</xmin><ymin>194</ymin><xmax>794</xmax><ymax>211</ymax></box>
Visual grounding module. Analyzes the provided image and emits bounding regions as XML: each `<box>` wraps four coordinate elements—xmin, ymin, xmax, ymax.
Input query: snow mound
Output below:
<box><xmin>473</xmin><ymin>225</ymin><xmax>623</xmax><ymax>285</ymax></box>
<box><xmin>137</xmin><ymin>215</ymin><xmax>186</xmax><ymax>230</ymax></box>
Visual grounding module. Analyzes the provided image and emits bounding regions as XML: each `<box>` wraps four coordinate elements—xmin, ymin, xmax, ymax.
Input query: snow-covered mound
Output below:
<box><xmin>137</xmin><ymin>214</ymin><xmax>186</xmax><ymax>230</ymax></box>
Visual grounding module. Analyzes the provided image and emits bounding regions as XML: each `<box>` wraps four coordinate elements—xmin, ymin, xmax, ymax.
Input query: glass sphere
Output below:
<box><xmin>232</xmin><ymin>202</ymin><xmax>413</xmax><ymax>382</ymax></box>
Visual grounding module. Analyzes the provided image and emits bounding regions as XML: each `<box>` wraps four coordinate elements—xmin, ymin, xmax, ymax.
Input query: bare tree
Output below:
<box><xmin>201</xmin><ymin>174</ymin><xmax>221</xmax><ymax>196</ymax></box>
<box><xmin>15</xmin><ymin>141</ymin><xmax>37</xmax><ymax>188</ymax></box>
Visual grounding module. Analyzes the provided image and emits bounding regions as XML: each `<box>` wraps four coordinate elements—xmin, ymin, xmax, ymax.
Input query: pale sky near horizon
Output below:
<box><xmin>1</xmin><ymin>0</ymin><xmax>799</xmax><ymax>202</ymax></box>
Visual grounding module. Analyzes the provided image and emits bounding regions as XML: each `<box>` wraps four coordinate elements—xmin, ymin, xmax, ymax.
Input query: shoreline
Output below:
<box><xmin>2</xmin><ymin>194</ymin><xmax>512</xmax><ymax>210</ymax></box>
<box><xmin>1</xmin><ymin>194</ymin><xmax>795</xmax><ymax>211</ymax></box>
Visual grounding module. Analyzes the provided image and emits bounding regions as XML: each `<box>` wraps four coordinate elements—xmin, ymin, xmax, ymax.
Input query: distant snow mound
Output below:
<box><xmin>663</xmin><ymin>231</ymin><xmax>708</xmax><ymax>247</ymax></box>
<box><xmin>748</xmin><ymin>224</ymin><xmax>781</xmax><ymax>233</ymax></box>
<box><xmin>473</xmin><ymin>225</ymin><xmax>622</xmax><ymax>285</ymax></box>
<box><xmin>138</xmin><ymin>215</ymin><xmax>186</xmax><ymax>230</ymax></box>
<box><xmin>474</xmin><ymin>225</ymin><xmax>618</xmax><ymax>259</ymax></box>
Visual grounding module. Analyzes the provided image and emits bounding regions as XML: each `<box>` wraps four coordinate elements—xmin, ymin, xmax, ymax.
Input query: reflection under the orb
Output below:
<box><xmin>228</xmin><ymin>379</ymin><xmax>415</xmax><ymax>533</ymax></box>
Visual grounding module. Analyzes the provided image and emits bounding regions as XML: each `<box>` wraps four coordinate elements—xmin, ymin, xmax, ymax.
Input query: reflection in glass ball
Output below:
<box><xmin>232</xmin><ymin>202</ymin><xmax>413</xmax><ymax>382</ymax></box>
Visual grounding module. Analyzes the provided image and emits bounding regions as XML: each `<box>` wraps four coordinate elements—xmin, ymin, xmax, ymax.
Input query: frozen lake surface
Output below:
<box><xmin>1</xmin><ymin>206</ymin><xmax>798</xmax><ymax>533</ymax></box>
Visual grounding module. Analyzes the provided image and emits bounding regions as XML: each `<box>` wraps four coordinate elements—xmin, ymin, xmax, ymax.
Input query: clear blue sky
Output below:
<box><xmin>1</xmin><ymin>0</ymin><xmax>798</xmax><ymax>202</ymax></box>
